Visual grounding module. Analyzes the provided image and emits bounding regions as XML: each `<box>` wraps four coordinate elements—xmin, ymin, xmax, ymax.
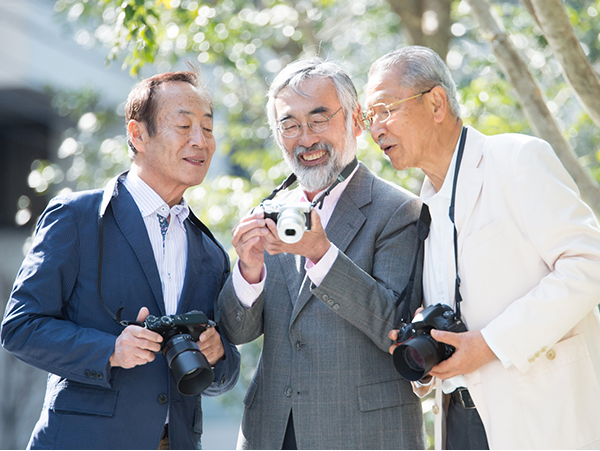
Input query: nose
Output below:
<box><xmin>294</xmin><ymin>124</ymin><xmax>320</xmax><ymax>148</ymax></box>
<box><xmin>369</xmin><ymin>118</ymin><xmax>387</xmax><ymax>146</ymax></box>
<box><xmin>190</xmin><ymin>125</ymin><xmax>208</xmax><ymax>148</ymax></box>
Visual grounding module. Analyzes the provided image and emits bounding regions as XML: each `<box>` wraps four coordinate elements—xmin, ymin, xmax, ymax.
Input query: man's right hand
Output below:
<box><xmin>109</xmin><ymin>307</ymin><xmax>163</xmax><ymax>369</ymax></box>
<box><xmin>231</xmin><ymin>210</ymin><xmax>269</xmax><ymax>284</ymax></box>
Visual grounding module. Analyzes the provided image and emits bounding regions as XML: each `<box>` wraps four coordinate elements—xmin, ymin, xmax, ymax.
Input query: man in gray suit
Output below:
<box><xmin>218</xmin><ymin>58</ymin><xmax>425</xmax><ymax>450</ymax></box>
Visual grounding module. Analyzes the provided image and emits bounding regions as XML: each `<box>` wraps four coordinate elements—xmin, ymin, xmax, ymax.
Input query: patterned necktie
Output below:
<box><xmin>157</xmin><ymin>214</ymin><xmax>169</xmax><ymax>250</ymax></box>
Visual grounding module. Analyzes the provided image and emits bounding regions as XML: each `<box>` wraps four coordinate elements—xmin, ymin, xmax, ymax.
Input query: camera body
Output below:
<box><xmin>261</xmin><ymin>199</ymin><xmax>312</xmax><ymax>244</ymax></box>
<box><xmin>144</xmin><ymin>311</ymin><xmax>215</xmax><ymax>396</ymax></box>
<box><xmin>392</xmin><ymin>303</ymin><xmax>467</xmax><ymax>381</ymax></box>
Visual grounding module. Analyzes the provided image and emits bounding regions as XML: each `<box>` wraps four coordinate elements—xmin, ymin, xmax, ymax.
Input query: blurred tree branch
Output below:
<box><xmin>387</xmin><ymin>0</ymin><xmax>453</xmax><ymax>59</ymax></box>
<box><xmin>466</xmin><ymin>0</ymin><xmax>600</xmax><ymax>217</ymax></box>
<box><xmin>526</xmin><ymin>0</ymin><xmax>600</xmax><ymax>129</ymax></box>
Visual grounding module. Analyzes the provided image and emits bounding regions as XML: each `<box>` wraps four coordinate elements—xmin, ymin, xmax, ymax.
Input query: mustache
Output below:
<box><xmin>294</xmin><ymin>141</ymin><xmax>333</xmax><ymax>158</ymax></box>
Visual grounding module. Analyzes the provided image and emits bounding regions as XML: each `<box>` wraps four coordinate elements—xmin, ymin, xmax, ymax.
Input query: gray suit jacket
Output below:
<box><xmin>218</xmin><ymin>163</ymin><xmax>425</xmax><ymax>450</ymax></box>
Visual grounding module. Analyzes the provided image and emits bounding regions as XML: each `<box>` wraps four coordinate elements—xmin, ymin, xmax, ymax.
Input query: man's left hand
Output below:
<box><xmin>262</xmin><ymin>210</ymin><xmax>331</xmax><ymax>264</ymax></box>
<box><xmin>197</xmin><ymin>327</ymin><xmax>225</xmax><ymax>366</ymax></box>
<box><xmin>428</xmin><ymin>330</ymin><xmax>496</xmax><ymax>380</ymax></box>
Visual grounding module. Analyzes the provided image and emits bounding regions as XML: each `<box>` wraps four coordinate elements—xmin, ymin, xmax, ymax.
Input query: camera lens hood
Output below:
<box><xmin>393</xmin><ymin>336</ymin><xmax>439</xmax><ymax>381</ymax></box>
<box><xmin>163</xmin><ymin>334</ymin><xmax>214</xmax><ymax>396</ymax></box>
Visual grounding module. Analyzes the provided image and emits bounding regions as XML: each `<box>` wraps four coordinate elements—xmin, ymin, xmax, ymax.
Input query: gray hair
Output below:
<box><xmin>369</xmin><ymin>46</ymin><xmax>460</xmax><ymax>118</ymax></box>
<box><xmin>266</xmin><ymin>57</ymin><xmax>359</xmax><ymax>148</ymax></box>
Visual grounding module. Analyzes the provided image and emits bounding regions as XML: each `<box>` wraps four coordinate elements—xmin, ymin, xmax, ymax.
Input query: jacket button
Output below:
<box><xmin>236</xmin><ymin>312</ymin><xmax>243</xmax><ymax>322</ymax></box>
<box><xmin>322</xmin><ymin>295</ymin><xmax>329</xmax><ymax>302</ymax></box>
<box><xmin>158</xmin><ymin>394</ymin><xmax>168</xmax><ymax>404</ymax></box>
<box><xmin>332</xmin><ymin>304</ymin><xmax>340</xmax><ymax>311</ymax></box>
<box><xmin>432</xmin><ymin>405</ymin><xmax>440</xmax><ymax>415</ymax></box>
<box><xmin>295</xmin><ymin>341</ymin><xmax>303</xmax><ymax>351</ymax></box>
<box><xmin>546</xmin><ymin>349</ymin><xmax>556</xmax><ymax>360</ymax></box>
<box><xmin>284</xmin><ymin>387</ymin><xmax>292</xmax><ymax>397</ymax></box>
<box><xmin>84</xmin><ymin>370</ymin><xmax>90</xmax><ymax>378</ymax></box>
<box><xmin>96</xmin><ymin>372</ymin><xmax>103</xmax><ymax>380</ymax></box>
<box><xmin>527</xmin><ymin>356</ymin><xmax>535</xmax><ymax>363</ymax></box>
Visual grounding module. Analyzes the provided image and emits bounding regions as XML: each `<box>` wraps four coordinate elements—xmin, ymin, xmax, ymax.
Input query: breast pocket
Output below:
<box><xmin>463</xmin><ymin>219</ymin><xmax>504</xmax><ymax>252</ymax></box>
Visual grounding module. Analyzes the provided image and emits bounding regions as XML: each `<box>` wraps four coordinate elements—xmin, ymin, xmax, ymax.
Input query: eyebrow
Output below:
<box><xmin>278</xmin><ymin>106</ymin><xmax>331</xmax><ymax>122</ymax></box>
<box><xmin>178</xmin><ymin>109</ymin><xmax>213</xmax><ymax>119</ymax></box>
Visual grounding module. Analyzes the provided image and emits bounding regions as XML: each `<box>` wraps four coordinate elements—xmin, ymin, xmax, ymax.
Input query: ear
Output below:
<box><xmin>428</xmin><ymin>86</ymin><xmax>448</xmax><ymax>124</ymax></box>
<box><xmin>351</xmin><ymin>104</ymin><xmax>364</xmax><ymax>137</ymax></box>
<box><xmin>128</xmin><ymin>120</ymin><xmax>148</xmax><ymax>153</ymax></box>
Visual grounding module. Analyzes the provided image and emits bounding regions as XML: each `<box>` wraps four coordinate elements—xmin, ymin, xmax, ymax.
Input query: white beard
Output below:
<box><xmin>282</xmin><ymin>130</ymin><xmax>357</xmax><ymax>193</ymax></box>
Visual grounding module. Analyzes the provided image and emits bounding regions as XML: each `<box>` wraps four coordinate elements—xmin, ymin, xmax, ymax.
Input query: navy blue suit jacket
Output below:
<box><xmin>1</xmin><ymin>175</ymin><xmax>240</xmax><ymax>449</ymax></box>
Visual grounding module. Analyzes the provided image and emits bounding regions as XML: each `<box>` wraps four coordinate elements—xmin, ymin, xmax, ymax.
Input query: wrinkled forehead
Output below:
<box><xmin>155</xmin><ymin>81</ymin><xmax>213</xmax><ymax>118</ymax></box>
<box><xmin>275</xmin><ymin>78</ymin><xmax>339</xmax><ymax>117</ymax></box>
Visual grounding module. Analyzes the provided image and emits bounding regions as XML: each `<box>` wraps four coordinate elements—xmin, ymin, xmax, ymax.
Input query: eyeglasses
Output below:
<box><xmin>362</xmin><ymin>88</ymin><xmax>434</xmax><ymax>127</ymax></box>
<box><xmin>277</xmin><ymin>107</ymin><xmax>342</xmax><ymax>138</ymax></box>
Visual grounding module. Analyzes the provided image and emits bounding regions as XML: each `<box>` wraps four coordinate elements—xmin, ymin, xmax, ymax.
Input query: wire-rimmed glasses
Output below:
<box><xmin>277</xmin><ymin>107</ymin><xmax>342</xmax><ymax>138</ymax></box>
<box><xmin>363</xmin><ymin>88</ymin><xmax>434</xmax><ymax>128</ymax></box>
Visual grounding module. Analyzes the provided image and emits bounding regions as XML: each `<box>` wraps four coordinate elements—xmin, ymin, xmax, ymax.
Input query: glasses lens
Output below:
<box><xmin>279</xmin><ymin>120</ymin><xmax>300</xmax><ymax>138</ymax></box>
<box><xmin>308</xmin><ymin>114</ymin><xmax>329</xmax><ymax>133</ymax></box>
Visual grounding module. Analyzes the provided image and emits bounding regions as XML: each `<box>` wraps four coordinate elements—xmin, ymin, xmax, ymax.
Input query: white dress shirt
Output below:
<box><xmin>123</xmin><ymin>171</ymin><xmax>189</xmax><ymax>316</ymax></box>
<box><xmin>233</xmin><ymin>166</ymin><xmax>358</xmax><ymax>307</ymax></box>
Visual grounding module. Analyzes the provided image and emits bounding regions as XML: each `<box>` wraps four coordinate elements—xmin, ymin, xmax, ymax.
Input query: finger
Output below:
<box><xmin>430</xmin><ymin>329</ymin><xmax>456</xmax><ymax>345</ymax></box>
<box><xmin>389</xmin><ymin>343</ymin><xmax>399</xmax><ymax>356</ymax></box>
<box><xmin>388</xmin><ymin>329</ymin><xmax>399</xmax><ymax>341</ymax></box>
<box><xmin>136</xmin><ymin>307</ymin><xmax>150</xmax><ymax>322</ymax></box>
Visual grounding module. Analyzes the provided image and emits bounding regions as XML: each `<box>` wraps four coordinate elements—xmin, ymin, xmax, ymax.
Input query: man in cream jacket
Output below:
<box><xmin>365</xmin><ymin>45</ymin><xmax>600</xmax><ymax>450</ymax></box>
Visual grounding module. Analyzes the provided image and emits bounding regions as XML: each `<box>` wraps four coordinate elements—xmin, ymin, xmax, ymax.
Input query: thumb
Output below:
<box><xmin>136</xmin><ymin>306</ymin><xmax>150</xmax><ymax>322</ymax></box>
<box><xmin>431</xmin><ymin>329</ymin><xmax>457</xmax><ymax>345</ymax></box>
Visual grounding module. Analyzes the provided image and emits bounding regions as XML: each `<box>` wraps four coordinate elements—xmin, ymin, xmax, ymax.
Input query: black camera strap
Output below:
<box><xmin>396</xmin><ymin>126</ymin><xmax>468</xmax><ymax>324</ymax></box>
<box><xmin>449</xmin><ymin>126</ymin><xmax>468</xmax><ymax>320</ymax></box>
<box><xmin>261</xmin><ymin>157</ymin><xmax>358</xmax><ymax>209</ymax></box>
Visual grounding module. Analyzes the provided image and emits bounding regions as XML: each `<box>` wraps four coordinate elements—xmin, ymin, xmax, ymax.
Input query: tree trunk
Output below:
<box><xmin>387</xmin><ymin>0</ymin><xmax>453</xmax><ymax>60</ymax></box>
<box><xmin>527</xmin><ymin>0</ymin><xmax>600</xmax><ymax>129</ymax></box>
<box><xmin>466</xmin><ymin>0</ymin><xmax>600</xmax><ymax>217</ymax></box>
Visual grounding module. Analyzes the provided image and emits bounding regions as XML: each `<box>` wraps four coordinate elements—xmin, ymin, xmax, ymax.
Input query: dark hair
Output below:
<box><xmin>125</xmin><ymin>70</ymin><xmax>212</xmax><ymax>158</ymax></box>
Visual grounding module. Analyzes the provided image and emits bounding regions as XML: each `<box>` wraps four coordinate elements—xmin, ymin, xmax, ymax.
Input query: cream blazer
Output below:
<box><xmin>424</xmin><ymin>126</ymin><xmax>600</xmax><ymax>450</ymax></box>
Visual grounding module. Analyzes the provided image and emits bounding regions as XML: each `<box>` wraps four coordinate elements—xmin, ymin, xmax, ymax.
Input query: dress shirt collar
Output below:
<box><xmin>420</xmin><ymin>141</ymin><xmax>460</xmax><ymax>204</ymax></box>
<box><xmin>123</xmin><ymin>170</ymin><xmax>189</xmax><ymax>222</ymax></box>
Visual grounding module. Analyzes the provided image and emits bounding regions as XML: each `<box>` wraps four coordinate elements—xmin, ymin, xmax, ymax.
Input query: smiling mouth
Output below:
<box><xmin>300</xmin><ymin>150</ymin><xmax>327</xmax><ymax>162</ymax></box>
<box><xmin>185</xmin><ymin>157</ymin><xmax>205</xmax><ymax>164</ymax></box>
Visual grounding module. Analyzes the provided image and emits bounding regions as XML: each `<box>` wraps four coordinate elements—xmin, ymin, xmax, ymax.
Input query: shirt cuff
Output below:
<box><xmin>305</xmin><ymin>243</ymin><xmax>338</xmax><ymax>287</ymax></box>
<box><xmin>232</xmin><ymin>260</ymin><xmax>266</xmax><ymax>309</ymax></box>
<box><xmin>481</xmin><ymin>327</ymin><xmax>513</xmax><ymax>369</ymax></box>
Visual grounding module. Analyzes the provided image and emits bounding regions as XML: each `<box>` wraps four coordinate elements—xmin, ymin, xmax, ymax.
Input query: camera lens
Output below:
<box><xmin>392</xmin><ymin>336</ymin><xmax>440</xmax><ymax>381</ymax></box>
<box><xmin>162</xmin><ymin>334</ymin><xmax>214</xmax><ymax>396</ymax></box>
<box><xmin>276</xmin><ymin>208</ymin><xmax>307</xmax><ymax>244</ymax></box>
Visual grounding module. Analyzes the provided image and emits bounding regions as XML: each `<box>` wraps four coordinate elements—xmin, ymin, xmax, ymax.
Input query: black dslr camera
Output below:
<box><xmin>392</xmin><ymin>303</ymin><xmax>467</xmax><ymax>381</ymax></box>
<box><xmin>145</xmin><ymin>311</ymin><xmax>215</xmax><ymax>396</ymax></box>
<box><xmin>260</xmin><ymin>199</ymin><xmax>312</xmax><ymax>244</ymax></box>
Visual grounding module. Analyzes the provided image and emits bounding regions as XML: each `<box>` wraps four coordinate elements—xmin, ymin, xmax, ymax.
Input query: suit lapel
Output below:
<box><xmin>177</xmin><ymin>219</ymin><xmax>205</xmax><ymax>315</ymax></box>
<box><xmin>456</xmin><ymin>126</ymin><xmax>485</xmax><ymax>256</ymax></box>
<box><xmin>110</xmin><ymin>180</ymin><xmax>166</xmax><ymax>315</ymax></box>
<box><xmin>289</xmin><ymin>163</ymin><xmax>371</xmax><ymax>325</ymax></box>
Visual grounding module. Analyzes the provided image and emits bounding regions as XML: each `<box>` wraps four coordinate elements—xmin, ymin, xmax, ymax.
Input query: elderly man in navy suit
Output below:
<box><xmin>1</xmin><ymin>71</ymin><xmax>240</xmax><ymax>449</ymax></box>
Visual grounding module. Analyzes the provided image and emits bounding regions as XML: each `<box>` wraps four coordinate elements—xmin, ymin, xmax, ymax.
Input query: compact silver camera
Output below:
<box><xmin>261</xmin><ymin>199</ymin><xmax>312</xmax><ymax>244</ymax></box>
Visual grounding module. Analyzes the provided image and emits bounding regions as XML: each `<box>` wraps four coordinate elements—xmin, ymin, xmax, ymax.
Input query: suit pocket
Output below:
<box><xmin>463</xmin><ymin>219</ymin><xmax>504</xmax><ymax>252</ymax></box>
<box><xmin>514</xmin><ymin>333</ymin><xmax>600</xmax><ymax>449</ymax></box>
<box><xmin>357</xmin><ymin>378</ymin><xmax>415</xmax><ymax>412</ymax></box>
<box><xmin>243</xmin><ymin>379</ymin><xmax>259</xmax><ymax>408</ymax></box>
<box><xmin>50</xmin><ymin>381</ymin><xmax>118</xmax><ymax>417</ymax></box>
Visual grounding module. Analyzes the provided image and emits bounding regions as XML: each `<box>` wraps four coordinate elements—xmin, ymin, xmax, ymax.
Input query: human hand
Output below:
<box><xmin>197</xmin><ymin>326</ymin><xmax>225</xmax><ymax>366</ymax></box>
<box><xmin>388</xmin><ymin>306</ymin><xmax>424</xmax><ymax>355</ymax></box>
<box><xmin>263</xmin><ymin>210</ymin><xmax>331</xmax><ymax>264</ymax></box>
<box><xmin>428</xmin><ymin>330</ymin><xmax>496</xmax><ymax>379</ymax></box>
<box><xmin>231</xmin><ymin>210</ymin><xmax>269</xmax><ymax>283</ymax></box>
<box><xmin>109</xmin><ymin>307</ymin><xmax>163</xmax><ymax>369</ymax></box>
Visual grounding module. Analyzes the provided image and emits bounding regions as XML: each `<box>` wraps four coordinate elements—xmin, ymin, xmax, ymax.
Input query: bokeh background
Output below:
<box><xmin>1</xmin><ymin>0</ymin><xmax>599</xmax><ymax>448</ymax></box>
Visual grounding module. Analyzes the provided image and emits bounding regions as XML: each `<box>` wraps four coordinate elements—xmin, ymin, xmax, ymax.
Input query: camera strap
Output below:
<box><xmin>396</xmin><ymin>126</ymin><xmax>468</xmax><ymax>324</ymax></box>
<box><xmin>449</xmin><ymin>126</ymin><xmax>468</xmax><ymax>320</ymax></box>
<box><xmin>261</xmin><ymin>157</ymin><xmax>358</xmax><ymax>209</ymax></box>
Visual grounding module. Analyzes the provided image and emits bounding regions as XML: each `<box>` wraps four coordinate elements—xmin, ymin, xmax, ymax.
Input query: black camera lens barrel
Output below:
<box><xmin>162</xmin><ymin>334</ymin><xmax>214</xmax><ymax>396</ymax></box>
<box><xmin>392</xmin><ymin>336</ymin><xmax>441</xmax><ymax>381</ymax></box>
